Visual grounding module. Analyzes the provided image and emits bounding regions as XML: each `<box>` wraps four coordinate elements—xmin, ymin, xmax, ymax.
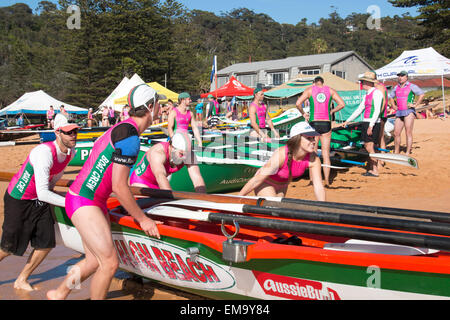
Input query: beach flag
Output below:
<box><xmin>210</xmin><ymin>55</ymin><xmax>217</xmax><ymax>84</ymax></box>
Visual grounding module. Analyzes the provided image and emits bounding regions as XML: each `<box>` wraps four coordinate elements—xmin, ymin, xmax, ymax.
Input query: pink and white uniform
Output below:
<box><xmin>308</xmin><ymin>85</ymin><xmax>332</xmax><ymax>121</ymax></box>
<box><xmin>66</xmin><ymin>118</ymin><xmax>140</xmax><ymax>218</ymax></box>
<box><xmin>173</xmin><ymin>108</ymin><xmax>191</xmax><ymax>132</ymax></box>
<box><xmin>7</xmin><ymin>142</ymin><xmax>72</xmax><ymax>204</ymax></box>
<box><xmin>266</xmin><ymin>146</ymin><xmax>310</xmax><ymax>186</ymax></box>
<box><xmin>251</xmin><ymin>102</ymin><xmax>267</xmax><ymax>129</ymax></box>
<box><xmin>129</xmin><ymin>142</ymin><xmax>184</xmax><ymax>189</ymax></box>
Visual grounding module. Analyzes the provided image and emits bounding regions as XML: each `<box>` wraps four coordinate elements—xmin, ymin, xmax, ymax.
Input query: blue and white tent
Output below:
<box><xmin>0</xmin><ymin>90</ymin><xmax>88</xmax><ymax>116</ymax></box>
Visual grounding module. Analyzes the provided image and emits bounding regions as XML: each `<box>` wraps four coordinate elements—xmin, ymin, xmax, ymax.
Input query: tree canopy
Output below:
<box><xmin>0</xmin><ymin>0</ymin><xmax>446</xmax><ymax>108</ymax></box>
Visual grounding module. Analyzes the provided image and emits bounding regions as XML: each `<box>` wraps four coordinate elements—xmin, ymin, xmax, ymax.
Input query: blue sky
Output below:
<box><xmin>2</xmin><ymin>0</ymin><xmax>418</xmax><ymax>25</ymax></box>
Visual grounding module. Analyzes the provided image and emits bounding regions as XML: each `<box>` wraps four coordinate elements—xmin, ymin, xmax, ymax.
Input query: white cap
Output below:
<box><xmin>171</xmin><ymin>132</ymin><xmax>191</xmax><ymax>152</ymax></box>
<box><xmin>127</xmin><ymin>84</ymin><xmax>166</xmax><ymax>110</ymax></box>
<box><xmin>290</xmin><ymin>122</ymin><xmax>320</xmax><ymax>137</ymax></box>
<box><xmin>54</xmin><ymin>114</ymin><xmax>80</xmax><ymax>132</ymax></box>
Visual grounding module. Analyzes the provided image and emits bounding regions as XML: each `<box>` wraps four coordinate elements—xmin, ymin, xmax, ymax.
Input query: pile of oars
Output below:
<box><xmin>1</xmin><ymin>171</ymin><xmax>448</xmax><ymax>252</ymax></box>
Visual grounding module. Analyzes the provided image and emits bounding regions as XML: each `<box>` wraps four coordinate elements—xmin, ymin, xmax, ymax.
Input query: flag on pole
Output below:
<box><xmin>210</xmin><ymin>55</ymin><xmax>217</xmax><ymax>84</ymax></box>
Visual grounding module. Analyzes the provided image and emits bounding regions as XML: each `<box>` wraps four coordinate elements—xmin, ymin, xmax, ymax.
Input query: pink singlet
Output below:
<box><xmin>65</xmin><ymin>118</ymin><xmax>139</xmax><ymax>219</ymax></box>
<box><xmin>251</xmin><ymin>102</ymin><xmax>267</xmax><ymax>128</ymax></box>
<box><xmin>266</xmin><ymin>146</ymin><xmax>310</xmax><ymax>187</ymax></box>
<box><xmin>7</xmin><ymin>142</ymin><xmax>72</xmax><ymax>200</ymax></box>
<box><xmin>129</xmin><ymin>142</ymin><xmax>184</xmax><ymax>189</ymax></box>
<box><xmin>174</xmin><ymin>107</ymin><xmax>191</xmax><ymax>132</ymax></box>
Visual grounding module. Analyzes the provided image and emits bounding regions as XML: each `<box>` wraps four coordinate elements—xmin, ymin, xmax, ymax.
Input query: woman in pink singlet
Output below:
<box><xmin>249</xmin><ymin>88</ymin><xmax>279</xmax><ymax>142</ymax></box>
<box><xmin>239</xmin><ymin>122</ymin><xmax>325</xmax><ymax>200</ymax></box>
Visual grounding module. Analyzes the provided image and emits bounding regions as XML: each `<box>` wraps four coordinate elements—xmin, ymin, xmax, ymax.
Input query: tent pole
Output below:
<box><xmin>442</xmin><ymin>74</ymin><xmax>446</xmax><ymax>119</ymax></box>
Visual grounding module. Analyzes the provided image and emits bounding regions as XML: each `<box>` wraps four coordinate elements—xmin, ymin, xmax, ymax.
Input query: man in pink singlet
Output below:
<box><xmin>342</xmin><ymin>71</ymin><xmax>384</xmax><ymax>177</ymax></box>
<box><xmin>47</xmin><ymin>84</ymin><xmax>164</xmax><ymax>300</ymax></box>
<box><xmin>239</xmin><ymin>122</ymin><xmax>325</xmax><ymax>200</ymax></box>
<box><xmin>130</xmin><ymin>132</ymin><xmax>206</xmax><ymax>193</ymax></box>
<box><xmin>0</xmin><ymin>114</ymin><xmax>78</xmax><ymax>291</ymax></box>
<box><xmin>295</xmin><ymin>76</ymin><xmax>345</xmax><ymax>186</ymax></box>
<box><xmin>167</xmin><ymin>92</ymin><xmax>202</xmax><ymax>147</ymax></box>
<box><xmin>249</xmin><ymin>88</ymin><xmax>279</xmax><ymax>141</ymax></box>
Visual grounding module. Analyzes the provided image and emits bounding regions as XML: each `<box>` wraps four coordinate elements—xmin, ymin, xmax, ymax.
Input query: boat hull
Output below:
<box><xmin>52</xmin><ymin>202</ymin><xmax>450</xmax><ymax>300</ymax></box>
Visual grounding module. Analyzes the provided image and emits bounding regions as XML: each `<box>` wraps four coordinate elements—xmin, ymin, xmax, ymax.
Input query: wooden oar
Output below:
<box><xmin>143</xmin><ymin>205</ymin><xmax>450</xmax><ymax>251</ymax></box>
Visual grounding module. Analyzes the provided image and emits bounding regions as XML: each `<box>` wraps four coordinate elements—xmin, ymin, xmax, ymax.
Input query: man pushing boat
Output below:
<box><xmin>0</xmin><ymin>114</ymin><xmax>78</xmax><ymax>291</ymax></box>
<box><xmin>47</xmin><ymin>84</ymin><xmax>163</xmax><ymax>300</ymax></box>
<box><xmin>130</xmin><ymin>131</ymin><xmax>206</xmax><ymax>193</ymax></box>
<box><xmin>239</xmin><ymin>122</ymin><xmax>325</xmax><ymax>200</ymax></box>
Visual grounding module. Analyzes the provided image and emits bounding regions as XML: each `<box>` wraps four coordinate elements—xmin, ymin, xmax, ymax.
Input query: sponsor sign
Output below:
<box><xmin>112</xmin><ymin>232</ymin><xmax>236</xmax><ymax>291</ymax></box>
<box><xmin>253</xmin><ymin>271</ymin><xmax>341</xmax><ymax>300</ymax></box>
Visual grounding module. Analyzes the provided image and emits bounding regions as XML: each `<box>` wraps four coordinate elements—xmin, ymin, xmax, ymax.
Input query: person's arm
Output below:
<box><xmin>308</xmin><ymin>153</ymin><xmax>325</xmax><ymax>201</ymax></box>
<box><xmin>190</xmin><ymin>115</ymin><xmax>202</xmax><ymax>147</ymax></box>
<box><xmin>111</xmin><ymin>128</ymin><xmax>162</xmax><ymax>238</ymax></box>
<box><xmin>330</xmin><ymin>88</ymin><xmax>346</xmax><ymax>114</ymax></box>
<box><xmin>186</xmin><ymin>164</ymin><xmax>206</xmax><ymax>193</ymax></box>
<box><xmin>149</xmin><ymin>146</ymin><xmax>172</xmax><ymax>190</ymax></box>
<box><xmin>265</xmin><ymin>112</ymin><xmax>279</xmax><ymax>139</ymax></box>
<box><xmin>389</xmin><ymin>86</ymin><xmax>398</xmax><ymax>111</ymax></box>
<box><xmin>167</xmin><ymin>110</ymin><xmax>176</xmax><ymax>138</ymax></box>
<box><xmin>410</xmin><ymin>84</ymin><xmax>425</xmax><ymax>109</ymax></box>
<box><xmin>30</xmin><ymin>144</ymin><xmax>67</xmax><ymax>207</ymax></box>
<box><xmin>238</xmin><ymin>147</ymin><xmax>285</xmax><ymax>196</ymax></box>
<box><xmin>295</xmin><ymin>89</ymin><xmax>311</xmax><ymax>120</ymax></box>
<box><xmin>342</xmin><ymin>97</ymin><xmax>365</xmax><ymax>127</ymax></box>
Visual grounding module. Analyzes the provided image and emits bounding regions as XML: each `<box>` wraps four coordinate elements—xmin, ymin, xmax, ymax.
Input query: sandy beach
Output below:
<box><xmin>0</xmin><ymin>116</ymin><xmax>449</xmax><ymax>300</ymax></box>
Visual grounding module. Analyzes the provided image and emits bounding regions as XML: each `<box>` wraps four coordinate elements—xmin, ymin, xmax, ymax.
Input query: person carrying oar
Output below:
<box><xmin>249</xmin><ymin>88</ymin><xmax>279</xmax><ymax>142</ymax></box>
<box><xmin>167</xmin><ymin>92</ymin><xmax>202</xmax><ymax>147</ymax></box>
<box><xmin>47</xmin><ymin>84</ymin><xmax>163</xmax><ymax>300</ymax></box>
<box><xmin>239</xmin><ymin>122</ymin><xmax>325</xmax><ymax>200</ymax></box>
<box><xmin>342</xmin><ymin>71</ymin><xmax>383</xmax><ymax>177</ymax></box>
<box><xmin>130</xmin><ymin>132</ymin><xmax>206</xmax><ymax>193</ymax></box>
<box><xmin>295</xmin><ymin>76</ymin><xmax>345</xmax><ymax>186</ymax></box>
<box><xmin>0</xmin><ymin>114</ymin><xmax>79</xmax><ymax>291</ymax></box>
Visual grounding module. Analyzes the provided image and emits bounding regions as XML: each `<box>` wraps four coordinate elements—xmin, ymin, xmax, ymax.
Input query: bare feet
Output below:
<box><xmin>46</xmin><ymin>289</ymin><xmax>63</xmax><ymax>300</ymax></box>
<box><xmin>14</xmin><ymin>278</ymin><xmax>35</xmax><ymax>291</ymax></box>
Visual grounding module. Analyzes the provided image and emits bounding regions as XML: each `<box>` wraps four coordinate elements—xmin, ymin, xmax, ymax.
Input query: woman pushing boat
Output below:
<box><xmin>47</xmin><ymin>84</ymin><xmax>163</xmax><ymax>300</ymax></box>
<box><xmin>130</xmin><ymin>131</ymin><xmax>206</xmax><ymax>193</ymax></box>
<box><xmin>239</xmin><ymin>122</ymin><xmax>325</xmax><ymax>200</ymax></box>
<box><xmin>249</xmin><ymin>88</ymin><xmax>279</xmax><ymax>142</ymax></box>
<box><xmin>167</xmin><ymin>92</ymin><xmax>202</xmax><ymax>147</ymax></box>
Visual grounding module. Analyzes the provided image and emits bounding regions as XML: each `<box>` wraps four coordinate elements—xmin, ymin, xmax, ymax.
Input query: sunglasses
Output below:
<box><xmin>60</xmin><ymin>128</ymin><xmax>79</xmax><ymax>135</ymax></box>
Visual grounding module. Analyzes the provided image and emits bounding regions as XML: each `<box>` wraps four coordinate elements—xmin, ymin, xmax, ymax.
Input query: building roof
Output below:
<box><xmin>218</xmin><ymin>51</ymin><xmax>371</xmax><ymax>75</ymax></box>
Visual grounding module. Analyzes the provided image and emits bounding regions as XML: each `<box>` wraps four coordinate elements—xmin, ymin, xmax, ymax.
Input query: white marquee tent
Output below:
<box><xmin>0</xmin><ymin>90</ymin><xmax>88</xmax><ymax>116</ymax></box>
<box><xmin>372</xmin><ymin>47</ymin><xmax>450</xmax><ymax>116</ymax></box>
<box><xmin>98</xmin><ymin>73</ymin><xmax>146</xmax><ymax>112</ymax></box>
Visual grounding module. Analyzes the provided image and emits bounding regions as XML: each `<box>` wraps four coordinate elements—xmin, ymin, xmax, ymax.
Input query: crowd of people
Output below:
<box><xmin>0</xmin><ymin>70</ymin><xmax>435</xmax><ymax>299</ymax></box>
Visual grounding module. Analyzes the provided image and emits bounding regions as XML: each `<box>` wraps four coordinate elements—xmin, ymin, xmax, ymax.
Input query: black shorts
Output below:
<box><xmin>1</xmin><ymin>192</ymin><xmax>55</xmax><ymax>256</ymax></box>
<box><xmin>360</xmin><ymin>122</ymin><xmax>381</xmax><ymax>144</ymax></box>
<box><xmin>309</xmin><ymin>121</ymin><xmax>331</xmax><ymax>134</ymax></box>
<box><xmin>207</xmin><ymin>116</ymin><xmax>220</xmax><ymax>127</ymax></box>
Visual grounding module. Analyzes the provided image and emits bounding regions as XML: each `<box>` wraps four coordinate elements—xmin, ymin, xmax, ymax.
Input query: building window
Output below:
<box><xmin>268</xmin><ymin>72</ymin><xmax>288</xmax><ymax>86</ymax></box>
<box><xmin>300</xmin><ymin>69</ymin><xmax>320</xmax><ymax>75</ymax></box>
<box><xmin>217</xmin><ymin>76</ymin><xmax>229</xmax><ymax>88</ymax></box>
<box><xmin>237</xmin><ymin>74</ymin><xmax>257</xmax><ymax>87</ymax></box>
<box><xmin>332</xmin><ymin>70</ymin><xmax>346</xmax><ymax>79</ymax></box>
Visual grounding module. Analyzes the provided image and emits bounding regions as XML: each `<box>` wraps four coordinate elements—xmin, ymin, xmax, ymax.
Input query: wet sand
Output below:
<box><xmin>0</xmin><ymin>117</ymin><xmax>449</xmax><ymax>300</ymax></box>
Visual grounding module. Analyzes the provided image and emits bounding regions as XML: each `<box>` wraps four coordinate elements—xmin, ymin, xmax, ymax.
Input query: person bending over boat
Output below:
<box><xmin>388</xmin><ymin>70</ymin><xmax>424</xmax><ymax>155</ymax></box>
<box><xmin>239</xmin><ymin>122</ymin><xmax>325</xmax><ymax>200</ymax></box>
<box><xmin>205</xmin><ymin>94</ymin><xmax>220</xmax><ymax>128</ymax></box>
<box><xmin>47</xmin><ymin>84</ymin><xmax>163</xmax><ymax>300</ymax></box>
<box><xmin>295</xmin><ymin>76</ymin><xmax>345</xmax><ymax>187</ymax></box>
<box><xmin>130</xmin><ymin>132</ymin><xmax>206</xmax><ymax>193</ymax></box>
<box><xmin>342</xmin><ymin>71</ymin><xmax>383</xmax><ymax>177</ymax></box>
<box><xmin>0</xmin><ymin>114</ymin><xmax>78</xmax><ymax>291</ymax></box>
<box><xmin>167</xmin><ymin>92</ymin><xmax>202</xmax><ymax>147</ymax></box>
<box><xmin>249</xmin><ymin>88</ymin><xmax>279</xmax><ymax>142</ymax></box>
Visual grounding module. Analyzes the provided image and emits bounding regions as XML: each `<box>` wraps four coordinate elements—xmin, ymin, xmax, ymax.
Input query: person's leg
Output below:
<box><xmin>377</xmin><ymin>119</ymin><xmax>386</xmax><ymax>169</ymax></box>
<box><xmin>320</xmin><ymin>131</ymin><xmax>332</xmax><ymax>186</ymax></box>
<box><xmin>254</xmin><ymin>183</ymin><xmax>278</xmax><ymax>198</ymax></box>
<box><xmin>14</xmin><ymin>248</ymin><xmax>52</xmax><ymax>290</ymax></box>
<box><xmin>0</xmin><ymin>248</ymin><xmax>10</xmax><ymax>261</ymax></box>
<box><xmin>404</xmin><ymin>113</ymin><xmax>415</xmax><ymax>154</ymax></box>
<box><xmin>393</xmin><ymin>117</ymin><xmax>404</xmax><ymax>154</ymax></box>
<box><xmin>364</xmin><ymin>142</ymin><xmax>378</xmax><ymax>176</ymax></box>
<box><xmin>47</xmin><ymin>206</ymin><xmax>117</xmax><ymax>300</ymax></box>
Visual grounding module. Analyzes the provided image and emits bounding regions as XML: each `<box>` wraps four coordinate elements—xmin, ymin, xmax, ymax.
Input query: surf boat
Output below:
<box><xmin>52</xmin><ymin>188</ymin><xmax>450</xmax><ymax>300</ymax></box>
